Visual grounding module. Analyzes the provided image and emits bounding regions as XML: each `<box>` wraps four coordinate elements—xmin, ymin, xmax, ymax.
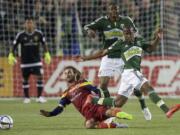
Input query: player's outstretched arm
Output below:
<box><xmin>8</xmin><ymin>35</ymin><xmax>20</xmax><ymax>65</ymax></box>
<box><xmin>40</xmin><ymin>97</ymin><xmax>70</xmax><ymax>117</ymax></box>
<box><xmin>40</xmin><ymin>106</ymin><xmax>64</xmax><ymax>117</ymax></box>
<box><xmin>80</xmin><ymin>49</ymin><xmax>107</xmax><ymax>61</ymax></box>
<box><xmin>146</xmin><ymin>28</ymin><xmax>163</xmax><ymax>52</ymax></box>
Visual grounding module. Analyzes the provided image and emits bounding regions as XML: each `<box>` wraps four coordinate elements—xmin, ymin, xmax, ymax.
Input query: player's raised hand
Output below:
<box><xmin>155</xmin><ymin>28</ymin><xmax>163</xmax><ymax>39</ymax></box>
<box><xmin>87</xmin><ymin>29</ymin><xmax>96</xmax><ymax>38</ymax></box>
<box><xmin>72</xmin><ymin>56</ymin><xmax>85</xmax><ymax>62</ymax></box>
<box><xmin>8</xmin><ymin>53</ymin><xmax>17</xmax><ymax>65</ymax></box>
<box><xmin>44</xmin><ymin>52</ymin><xmax>51</xmax><ymax>64</ymax></box>
<box><xmin>40</xmin><ymin>109</ymin><xmax>51</xmax><ymax>117</ymax></box>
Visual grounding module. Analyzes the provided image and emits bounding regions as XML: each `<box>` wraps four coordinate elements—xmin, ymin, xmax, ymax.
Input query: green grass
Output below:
<box><xmin>0</xmin><ymin>99</ymin><xmax>180</xmax><ymax>135</ymax></box>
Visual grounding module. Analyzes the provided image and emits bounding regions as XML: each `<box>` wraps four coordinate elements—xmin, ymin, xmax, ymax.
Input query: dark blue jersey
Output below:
<box><xmin>12</xmin><ymin>29</ymin><xmax>46</xmax><ymax>65</ymax></box>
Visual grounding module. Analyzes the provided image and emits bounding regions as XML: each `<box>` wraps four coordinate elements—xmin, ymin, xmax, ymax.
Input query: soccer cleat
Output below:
<box><xmin>23</xmin><ymin>98</ymin><xmax>31</xmax><ymax>104</ymax></box>
<box><xmin>142</xmin><ymin>107</ymin><xmax>152</xmax><ymax>121</ymax></box>
<box><xmin>104</xmin><ymin>117</ymin><xmax>116</xmax><ymax>124</ymax></box>
<box><xmin>115</xmin><ymin>123</ymin><xmax>129</xmax><ymax>128</ymax></box>
<box><xmin>116</xmin><ymin>112</ymin><xmax>133</xmax><ymax>120</ymax></box>
<box><xmin>166</xmin><ymin>104</ymin><xmax>180</xmax><ymax>118</ymax></box>
<box><xmin>36</xmin><ymin>96</ymin><xmax>47</xmax><ymax>103</ymax></box>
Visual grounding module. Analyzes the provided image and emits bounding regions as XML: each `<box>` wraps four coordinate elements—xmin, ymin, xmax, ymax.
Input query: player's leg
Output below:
<box><xmin>22</xmin><ymin>67</ymin><xmax>31</xmax><ymax>103</ymax></box>
<box><xmin>85</xmin><ymin>118</ymin><xmax>117</xmax><ymax>129</ymax></box>
<box><xmin>85</xmin><ymin>118</ymin><xmax>128</xmax><ymax>129</ymax></box>
<box><xmin>92</xmin><ymin>70</ymin><xmax>132</xmax><ymax>107</ymax></box>
<box><xmin>141</xmin><ymin>82</ymin><xmax>180</xmax><ymax>118</ymax></box>
<box><xmin>105</xmin><ymin>108</ymin><xmax>133</xmax><ymax>120</ymax></box>
<box><xmin>134</xmin><ymin>89</ymin><xmax>147</xmax><ymax>109</ymax></box>
<box><xmin>134</xmin><ymin>89</ymin><xmax>152</xmax><ymax>120</ymax></box>
<box><xmin>98</xmin><ymin>56</ymin><xmax>116</xmax><ymax>97</ymax></box>
<box><xmin>99</xmin><ymin>76</ymin><xmax>111</xmax><ymax>97</ymax></box>
<box><xmin>33</xmin><ymin>66</ymin><xmax>47</xmax><ymax>103</ymax></box>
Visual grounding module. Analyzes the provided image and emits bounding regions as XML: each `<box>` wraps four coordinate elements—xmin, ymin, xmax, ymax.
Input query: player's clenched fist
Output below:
<box><xmin>40</xmin><ymin>110</ymin><xmax>50</xmax><ymax>117</ymax></box>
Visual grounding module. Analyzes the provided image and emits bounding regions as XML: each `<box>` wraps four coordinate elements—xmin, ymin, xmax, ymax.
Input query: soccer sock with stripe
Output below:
<box><xmin>148</xmin><ymin>90</ymin><xmax>169</xmax><ymax>113</ymax></box>
<box><xmin>92</xmin><ymin>97</ymin><xmax>115</xmax><ymax>107</ymax></box>
<box><xmin>23</xmin><ymin>80</ymin><xmax>29</xmax><ymax>98</ymax></box>
<box><xmin>99</xmin><ymin>88</ymin><xmax>110</xmax><ymax>98</ymax></box>
<box><xmin>134</xmin><ymin>89</ymin><xmax>147</xmax><ymax>110</ymax></box>
<box><xmin>37</xmin><ymin>80</ymin><xmax>43</xmax><ymax>97</ymax></box>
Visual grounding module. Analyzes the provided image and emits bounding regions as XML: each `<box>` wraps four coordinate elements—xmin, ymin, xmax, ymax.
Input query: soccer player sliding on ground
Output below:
<box><xmin>78</xmin><ymin>27</ymin><xmax>180</xmax><ymax>119</ymax></box>
<box><xmin>40</xmin><ymin>66</ymin><xmax>132</xmax><ymax>129</ymax></box>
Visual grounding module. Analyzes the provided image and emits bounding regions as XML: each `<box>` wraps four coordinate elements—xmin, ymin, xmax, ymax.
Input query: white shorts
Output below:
<box><xmin>98</xmin><ymin>56</ymin><xmax>124</xmax><ymax>77</ymax></box>
<box><xmin>118</xmin><ymin>69</ymin><xmax>148</xmax><ymax>98</ymax></box>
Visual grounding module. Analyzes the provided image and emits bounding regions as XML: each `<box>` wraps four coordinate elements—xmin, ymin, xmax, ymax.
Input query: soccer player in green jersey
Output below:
<box><xmin>78</xmin><ymin>27</ymin><xmax>180</xmax><ymax>118</ymax></box>
<box><xmin>84</xmin><ymin>3</ymin><xmax>151</xmax><ymax>120</ymax></box>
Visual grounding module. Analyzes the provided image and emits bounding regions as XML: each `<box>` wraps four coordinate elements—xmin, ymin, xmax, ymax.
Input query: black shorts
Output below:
<box><xmin>21</xmin><ymin>66</ymin><xmax>43</xmax><ymax>79</ymax></box>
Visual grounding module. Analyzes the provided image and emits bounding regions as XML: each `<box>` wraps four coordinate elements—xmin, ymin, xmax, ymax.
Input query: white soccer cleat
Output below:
<box><xmin>104</xmin><ymin>117</ymin><xmax>116</xmax><ymax>124</ymax></box>
<box><xmin>142</xmin><ymin>107</ymin><xmax>152</xmax><ymax>121</ymax></box>
<box><xmin>36</xmin><ymin>96</ymin><xmax>47</xmax><ymax>103</ymax></box>
<box><xmin>23</xmin><ymin>98</ymin><xmax>31</xmax><ymax>104</ymax></box>
<box><xmin>115</xmin><ymin>123</ymin><xmax>129</xmax><ymax>128</ymax></box>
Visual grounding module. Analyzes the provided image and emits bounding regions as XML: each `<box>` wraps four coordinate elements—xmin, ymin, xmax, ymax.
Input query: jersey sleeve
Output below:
<box><xmin>37</xmin><ymin>30</ymin><xmax>46</xmax><ymax>45</ymax></box>
<box><xmin>138</xmin><ymin>37</ymin><xmax>151</xmax><ymax>52</ymax></box>
<box><xmin>12</xmin><ymin>32</ymin><xmax>21</xmax><ymax>53</ymax></box>
<box><xmin>59</xmin><ymin>92</ymin><xmax>71</xmax><ymax>107</ymax></box>
<box><xmin>84</xmin><ymin>16</ymin><xmax>104</xmax><ymax>31</ymax></box>
<box><xmin>85</xmin><ymin>84</ymin><xmax>101</xmax><ymax>96</ymax></box>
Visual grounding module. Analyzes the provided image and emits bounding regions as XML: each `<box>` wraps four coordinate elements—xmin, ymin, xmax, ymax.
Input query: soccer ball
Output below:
<box><xmin>0</xmin><ymin>115</ymin><xmax>13</xmax><ymax>129</ymax></box>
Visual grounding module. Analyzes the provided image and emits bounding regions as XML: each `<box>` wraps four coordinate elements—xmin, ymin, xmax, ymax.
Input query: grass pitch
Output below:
<box><xmin>0</xmin><ymin>98</ymin><xmax>179</xmax><ymax>135</ymax></box>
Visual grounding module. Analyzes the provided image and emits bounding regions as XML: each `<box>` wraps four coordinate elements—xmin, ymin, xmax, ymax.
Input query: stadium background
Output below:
<box><xmin>0</xmin><ymin>0</ymin><xmax>179</xmax><ymax>97</ymax></box>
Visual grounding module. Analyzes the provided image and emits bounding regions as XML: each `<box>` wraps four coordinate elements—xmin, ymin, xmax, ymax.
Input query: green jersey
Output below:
<box><xmin>84</xmin><ymin>15</ymin><xmax>137</xmax><ymax>50</ymax></box>
<box><xmin>107</xmin><ymin>37</ymin><xmax>149</xmax><ymax>71</ymax></box>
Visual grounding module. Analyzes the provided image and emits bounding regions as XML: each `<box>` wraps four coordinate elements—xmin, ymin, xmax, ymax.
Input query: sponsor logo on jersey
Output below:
<box><xmin>121</xmin><ymin>24</ymin><xmax>125</xmax><ymax>29</ymax></box>
<box><xmin>104</xmin><ymin>28</ymin><xmax>123</xmax><ymax>40</ymax></box>
<box><xmin>124</xmin><ymin>46</ymin><xmax>142</xmax><ymax>61</ymax></box>
<box><xmin>107</xmin><ymin>25</ymin><xmax>111</xmax><ymax>28</ymax></box>
<box><xmin>24</xmin><ymin>37</ymin><xmax>28</xmax><ymax>41</ymax></box>
<box><xmin>34</xmin><ymin>36</ymin><xmax>39</xmax><ymax>42</ymax></box>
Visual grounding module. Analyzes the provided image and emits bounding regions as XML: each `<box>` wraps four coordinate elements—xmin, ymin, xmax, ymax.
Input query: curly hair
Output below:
<box><xmin>63</xmin><ymin>66</ymin><xmax>82</xmax><ymax>81</ymax></box>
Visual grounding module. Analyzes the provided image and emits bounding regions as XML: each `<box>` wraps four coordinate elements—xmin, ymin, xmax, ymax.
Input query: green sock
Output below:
<box><xmin>92</xmin><ymin>97</ymin><xmax>115</xmax><ymax>107</ymax></box>
<box><xmin>99</xmin><ymin>88</ymin><xmax>110</xmax><ymax>98</ymax></box>
<box><xmin>148</xmin><ymin>90</ymin><xmax>169</xmax><ymax>113</ymax></box>
<box><xmin>134</xmin><ymin>90</ymin><xmax>147</xmax><ymax>110</ymax></box>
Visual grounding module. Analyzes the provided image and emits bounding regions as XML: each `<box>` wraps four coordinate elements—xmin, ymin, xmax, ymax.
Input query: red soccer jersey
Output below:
<box><xmin>60</xmin><ymin>80</ymin><xmax>108</xmax><ymax>121</ymax></box>
<box><xmin>61</xmin><ymin>80</ymin><xmax>95</xmax><ymax>112</ymax></box>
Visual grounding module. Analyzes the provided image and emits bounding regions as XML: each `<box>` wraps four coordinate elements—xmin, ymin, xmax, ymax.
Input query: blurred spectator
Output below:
<box><xmin>24</xmin><ymin>0</ymin><xmax>34</xmax><ymax>18</ymax></box>
<box><xmin>58</xmin><ymin>0</ymin><xmax>80</xmax><ymax>56</ymax></box>
<box><xmin>0</xmin><ymin>0</ymin><xmax>179</xmax><ymax>57</ymax></box>
<box><xmin>136</xmin><ymin>0</ymin><xmax>160</xmax><ymax>41</ymax></box>
<box><xmin>163</xmin><ymin>0</ymin><xmax>180</xmax><ymax>55</ymax></box>
<box><xmin>120</xmin><ymin>0</ymin><xmax>139</xmax><ymax>22</ymax></box>
<box><xmin>33</xmin><ymin>0</ymin><xmax>46</xmax><ymax>30</ymax></box>
<box><xmin>77</xmin><ymin>0</ymin><xmax>98</xmax><ymax>28</ymax></box>
<box><xmin>42</xmin><ymin>0</ymin><xmax>56</xmax><ymax>48</ymax></box>
<box><xmin>0</xmin><ymin>0</ymin><xmax>24</xmax><ymax>41</ymax></box>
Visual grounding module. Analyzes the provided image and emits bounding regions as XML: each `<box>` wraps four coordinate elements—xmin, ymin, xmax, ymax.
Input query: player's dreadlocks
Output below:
<box><xmin>64</xmin><ymin>66</ymin><xmax>82</xmax><ymax>81</ymax></box>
